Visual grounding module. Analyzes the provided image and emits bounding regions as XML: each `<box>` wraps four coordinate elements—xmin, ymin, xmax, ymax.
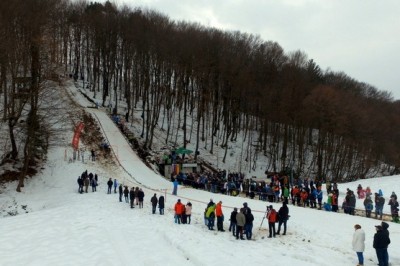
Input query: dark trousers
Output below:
<box><xmin>229</xmin><ymin>222</ymin><xmax>237</xmax><ymax>235</ymax></box>
<box><xmin>268</xmin><ymin>222</ymin><xmax>276</xmax><ymax>237</ymax></box>
<box><xmin>217</xmin><ymin>216</ymin><xmax>224</xmax><ymax>230</ymax></box>
<box><xmin>245</xmin><ymin>223</ymin><xmax>253</xmax><ymax>239</ymax></box>
<box><xmin>130</xmin><ymin>199</ymin><xmax>135</xmax><ymax>208</ymax></box>
<box><xmin>182</xmin><ymin>214</ymin><xmax>187</xmax><ymax>224</ymax></box>
<box><xmin>236</xmin><ymin>225</ymin><xmax>244</xmax><ymax>239</ymax></box>
<box><xmin>119</xmin><ymin>193</ymin><xmax>123</xmax><ymax>202</ymax></box>
<box><xmin>208</xmin><ymin>217</ymin><xmax>215</xmax><ymax>229</ymax></box>
<box><xmin>375</xmin><ymin>248</ymin><xmax>389</xmax><ymax>266</ymax></box>
<box><xmin>152</xmin><ymin>205</ymin><xmax>156</xmax><ymax>214</ymax></box>
<box><xmin>277</xmin><ymin>219</ymin><xmax>287</xmax><ymax>234</ymax></box>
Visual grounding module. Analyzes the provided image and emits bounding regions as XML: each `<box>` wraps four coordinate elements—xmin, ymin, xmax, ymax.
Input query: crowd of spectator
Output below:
<box><xmin>109</xmin><ymin>110</ymin><xmax>399</xmax><ymax>224</ymax></box>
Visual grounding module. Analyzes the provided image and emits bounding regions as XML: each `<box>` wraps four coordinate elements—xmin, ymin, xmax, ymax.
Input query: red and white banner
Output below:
<box><xmin>72</xmin><ymin>122</ymin><xmax>84</xmax><ymax>150</ymax></box>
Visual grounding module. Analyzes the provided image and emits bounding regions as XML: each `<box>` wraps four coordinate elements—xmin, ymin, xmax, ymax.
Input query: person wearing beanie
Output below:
<box><xmin>243</xmin><ymin>202</ymin><xmax>251</xmax><ymax>215</ymax></box>
<box><xmin>373</xmin><ymin>223</ymin><xmax>391</xmax><ymax>266</ymax></box>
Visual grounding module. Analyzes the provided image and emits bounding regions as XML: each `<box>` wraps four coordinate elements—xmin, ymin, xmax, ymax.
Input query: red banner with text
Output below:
<box><xmin>72</xmin><ymin>122</ymin><xmax>84</xmax><ymax>150</ymax></box>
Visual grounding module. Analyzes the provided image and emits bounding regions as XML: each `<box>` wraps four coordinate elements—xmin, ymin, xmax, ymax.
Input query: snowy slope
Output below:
<box><xmin>0</xmin><ymin>80</ymin><xmax>399</xmax><ymax>266</ymax></box>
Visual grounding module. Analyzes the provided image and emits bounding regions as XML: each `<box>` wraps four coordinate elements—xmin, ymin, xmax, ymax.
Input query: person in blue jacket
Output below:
<box><xmin>316</xmin><ymin>188</ymin><xmax>323</xmax><ymax>210</ymax></box>
<box><xmin>113</xmin><ymin>179</ymin><xmax>118</xmax><ymax>193</ymax></box>
<box><xmin>172</xmin><ymin>178</ymin><xmax>179</xmax><ymax>195</ymax></box>
<box><xmin>364</xmin><ymin>196</ymin><xmax>374</xmax><ymax>218</ymax></box>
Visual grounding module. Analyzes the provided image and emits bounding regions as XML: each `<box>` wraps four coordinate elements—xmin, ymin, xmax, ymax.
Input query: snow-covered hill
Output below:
<box><xmin>0</xmin><ymin>79</ymin><xmax>399</xmax><ymax>266</ymax></box>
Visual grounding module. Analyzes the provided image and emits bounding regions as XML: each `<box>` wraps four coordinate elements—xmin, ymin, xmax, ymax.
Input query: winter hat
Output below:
<box><xmin>381</xmin><ymin>222</ymin><xmax>389</xmax><ymax>229</ymax></box>
<box><xmin>177</xmin><ymin>199</ymin><xmax>181</xmax><ymax>202</ymax></box>
<box><xmin>269</xmin><ymin>205</ymin><xmax>273</xmax><ymax>209</ymax></box>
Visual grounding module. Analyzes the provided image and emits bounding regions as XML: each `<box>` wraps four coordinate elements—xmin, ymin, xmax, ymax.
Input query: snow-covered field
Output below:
<box><xmin>0</xmin><ymin>80</ymin><xmax>399</xmax><ymax>266</ymax></box>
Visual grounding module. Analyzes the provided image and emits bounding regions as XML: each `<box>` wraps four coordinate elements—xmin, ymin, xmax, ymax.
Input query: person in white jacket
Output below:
<box><xmin>352</xmin><ymin>224</ymin><xmax>365</xmax><ymax>266</ymax></box>
<box><xmin>185</xmin><ymin>202</ymin><xmax>192</xmax><ymax>224</ymax></box>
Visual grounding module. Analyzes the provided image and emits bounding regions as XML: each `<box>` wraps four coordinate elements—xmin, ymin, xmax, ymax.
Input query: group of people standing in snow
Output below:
<box><xmin>77</xmin><ymin>170</ymin><xmax>98</xmax><ymax>193</ymax></box>
<box><xmin>170</xmin><ymin>171</ymin><xmax>398</xmax><ymax>223</ymax></box>
<box><xmin>352</xmin><ymin>221</ymin><xmax>391</xmax><ymax>266</ymax></box>
<box><xmin>170</xmin><ymin>171</ymin><xmax>245</xmax><ymax>195</ymax></box>
<box><xmin>173</xmin><ymin>199</ymin><xmax>192</xmax><ymax>224</ymax></box>
<box><xmin>116</xmin><ymin>183</ymin><xmax>147</xmax><ymax>209</ymax></box>
<box><xmin>204</xmin><ymin>199</ymin><xmax>228</xmax><ymax>232</ymax></box>
<box><xmin>76</xmin><ymin>172</ymin><xmax>393</xmax><ymax>266</ymax></box>
<box><xmin>359</xmin><ymin>185</ymin><xmax>399</xmax><ymax>223</ymax></box>
<box><xmin>150</xmin><ymin>193</ymin><xmax>165</xmax><ymax>214</ymax></box>
<box><xmin>202</xmin><ymin>200</ymin><xmax>289</xmax><ymax>240</ymax></box>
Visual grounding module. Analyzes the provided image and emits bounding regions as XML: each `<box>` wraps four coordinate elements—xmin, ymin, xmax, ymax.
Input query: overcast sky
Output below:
<box><xmin>118</xmin><ymin>0</ymin><xmax>400</xmax><ymax>100</ymax></box>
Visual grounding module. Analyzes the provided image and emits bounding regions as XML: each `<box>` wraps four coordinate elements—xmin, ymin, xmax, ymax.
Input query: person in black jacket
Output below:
<box><xmin>118</xmin><ymin>184</ymin><xmax>123</xmax><ymax>202</ymax></box>
<box><xmin>245</xmin><ymin>209</ymin><xmax>254</xmax><ymax>240</ymax></box>
<box><xmin>277</xmin><ymin>202</ymin><xmax>289</xmax><ymax>235</ymax></box>
<box><xmin>107</xmin><ymin>178</ymin><xmax>113</xmax><ymax>194</ymax></box>
<box><xmin>123</xmin><ymin>186</ymin><xmax>129</xmax><ymax>203</ymax></box>
<box><xmin>138</xmin><ymin>188</ymin><xmax>145</xmax><ymax>209</ymax></box>
<box><xmin>129</xmin><ymin>187</ymin><xmax>135</xmax><ymax>209</ymax></box>
<box><xmin>158</xmin><ymin>195</ymin><xmax>165</xmax><ymax>215</ymax></box>
<box><xmin>77</xmin><ymin>176</ymin><xmax>84</xmax><ymax>194</ymax></box>
<box><xmin>373</xmin><ymin>223</ymin><xmax>391</xmax><ymax>266</ymax></box>
<box><xmin>229</xmin><ymin>208</ymin><xmax>238</xmax><ymax>236</ymax></box>
<box><xmin>151</xmin><ymin>193</ymin><xmax>158</xmax><ymax>214</ymax></box>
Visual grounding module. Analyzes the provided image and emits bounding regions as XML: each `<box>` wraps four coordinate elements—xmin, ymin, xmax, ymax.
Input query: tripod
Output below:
<box><xmin>259</xmin><ymin>206</ymin><xmax>269</xmax><ymax>229</ymax></box>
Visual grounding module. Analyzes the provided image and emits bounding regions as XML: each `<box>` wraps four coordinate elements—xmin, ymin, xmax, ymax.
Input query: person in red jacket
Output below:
<box><xmin>216</xmin><ymin>201</ymin><xmax>225</xmax><ymax>232</ymax></box>
<box><xmin>331</xmin><ymin>192</ymin><xmax>339</xmax><ymax>212</ymax></box>
<box><xmin>174</xmin><ymin>199</ymin><xmax>184</xmax><ymax>224</ymax></box>
<box><xmin>267</xmin><ymin>205</ymin><xmax>277</xmax><ymax>238</ymax></box>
